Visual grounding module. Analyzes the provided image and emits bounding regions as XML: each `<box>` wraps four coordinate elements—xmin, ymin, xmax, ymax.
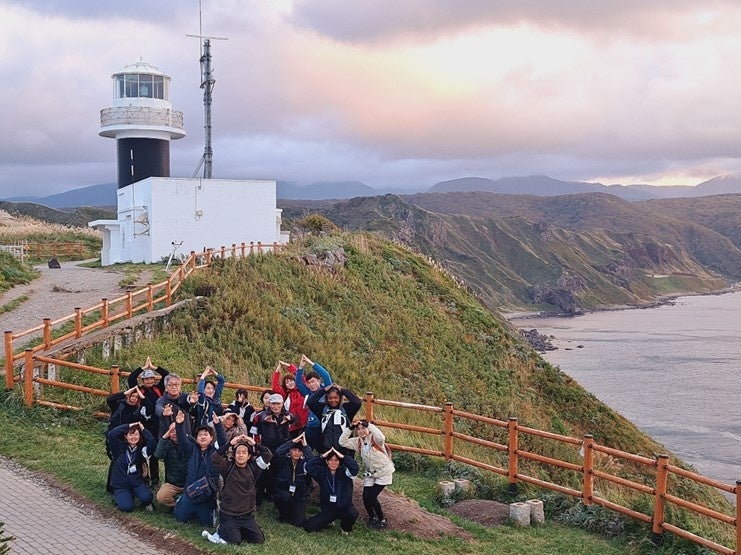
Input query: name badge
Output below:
<box><xmin>329</xmin><ymin>495</ymin><xmax>337</xmax><ymax>503</ymax></box>
<box><xmin>289</xmin><ymin>485</ymin><xmax>296</xmax><ymax>493</ymax></box>
<box><xmin>128</xmin><ymin>464</ymin><xmax>137</xmax><ymax>474</ymax></box>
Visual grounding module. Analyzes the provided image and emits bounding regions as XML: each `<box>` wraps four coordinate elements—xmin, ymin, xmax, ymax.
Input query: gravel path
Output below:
<box><xmin>0</xmin><ymin>259</ymin><xmax>131</xmax><ymax>343</ymax></box>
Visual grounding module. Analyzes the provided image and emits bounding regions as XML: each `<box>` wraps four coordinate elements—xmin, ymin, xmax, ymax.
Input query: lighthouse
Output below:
<box><xmin>99</xmin><ymin>60</ymin><xmax>185</xmax><ymax>188</ymax></box>
<box><xmin>90</xmin><ymin>59</ymin><xmax>288</xmax><ymax>266</ymax></box>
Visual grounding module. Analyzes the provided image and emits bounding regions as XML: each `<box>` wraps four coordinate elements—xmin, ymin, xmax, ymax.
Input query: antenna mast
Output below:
<box><xmin>187</xmin><ymin>1</ymin><xmax>227</xmax><ymax>179</ymax></box>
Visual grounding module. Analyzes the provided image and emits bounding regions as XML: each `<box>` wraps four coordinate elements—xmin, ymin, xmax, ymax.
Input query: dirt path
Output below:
<box><xmin>0</xmin><ymin>260</ymin><xmax>132</xmax><ymax>343</ymax></box>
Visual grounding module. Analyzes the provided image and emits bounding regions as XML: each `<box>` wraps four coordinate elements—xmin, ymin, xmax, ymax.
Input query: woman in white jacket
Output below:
<box><xmin>339</xmin><ymin>419</ymin><xmax>395</xmax><ymax>529</ymax></box>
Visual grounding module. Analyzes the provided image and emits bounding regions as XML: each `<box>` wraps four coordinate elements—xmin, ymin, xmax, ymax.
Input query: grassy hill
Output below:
<box><xmin>279</xmin><ymin>193</ymin><xmax>739</xmax><ymax>312</ymax></box>
<box><xmin>2</xmin><ymin>230</ymin><xmax>733</xmax><ymax>553</ymax></box>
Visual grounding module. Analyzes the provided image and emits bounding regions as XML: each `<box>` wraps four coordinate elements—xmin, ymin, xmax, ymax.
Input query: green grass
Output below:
<box><xmin>0</xmin><ymin>251</ymin><xmax>37</xmax><ymax>293</ymax></box>
<box><xmin>0</xmin><ymin>294</ymin><xmax>28</xmax><ymax>315</ymax></box>
<box><xmin>0</xmin><ymin>394</ymin><xmax>647</xmax><ymax>555</ymax></box>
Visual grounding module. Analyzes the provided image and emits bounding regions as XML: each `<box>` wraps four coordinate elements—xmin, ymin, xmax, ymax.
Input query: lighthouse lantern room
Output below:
<box><xmin>99</xmin><ymin>60</ymin><xmax>186</xmax><ymax>188</ymax></box>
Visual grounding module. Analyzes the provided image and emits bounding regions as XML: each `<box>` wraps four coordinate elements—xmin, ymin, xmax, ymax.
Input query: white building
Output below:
<box><xmin>90</xmin><ymin>177</ymin><xmax>288</xmax><ymax>265</ymax></box>
<box><xmin>90</xmin><ymin>60</ymin><xmax>288</xmax><ymax>265</ymax></box>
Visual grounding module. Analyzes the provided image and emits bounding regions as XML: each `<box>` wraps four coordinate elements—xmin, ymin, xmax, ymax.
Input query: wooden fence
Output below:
<box><xmin>3</xmin><ymin>241</ymin><xmax>284</xmax><ymax>390</ymax></box>
<box><xmin>25</xmin><ymin>242</ymin><xmax>87</xmax><ymax>259</ymax></box>
<box><xmin>2</xmin><ymin>239</ymin><xmax>739</xmax><ymax>554</ymax></box>
<box><xmin>10</xmin><ymin>354</ymin><xmax>741</xmax><ymax>554</ymax></box>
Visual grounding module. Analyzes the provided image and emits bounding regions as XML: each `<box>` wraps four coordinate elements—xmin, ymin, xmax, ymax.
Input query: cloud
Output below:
<box><xmin>3</xmin><ymin>1</ymin><xmax>741</xmax><ymax>197</ymax></box>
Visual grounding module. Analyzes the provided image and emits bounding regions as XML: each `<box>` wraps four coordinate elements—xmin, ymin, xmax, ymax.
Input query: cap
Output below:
<box><xmin>141</xmin><ymin>369</ymin><xmax>156</xmax><ymax>378</ymax></box>
<box><xmin>268</xmin><ymin>393</ymin><xmax>284</xmax><ymax>404</ymax></box>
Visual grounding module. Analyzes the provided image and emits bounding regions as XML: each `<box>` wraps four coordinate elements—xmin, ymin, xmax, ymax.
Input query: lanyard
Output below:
<box><xmin>326</xmin><ymin>471</ymin><xmax>336</xmax><ymax>495</ymax></box>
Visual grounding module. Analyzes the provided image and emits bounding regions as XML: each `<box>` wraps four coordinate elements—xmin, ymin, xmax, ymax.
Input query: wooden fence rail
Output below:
<box><xmin>3</xmin><ymin>242</ymin><xmax>285</xmax><ymax>389</ymax></box>
<box><xmin>10</xmin><ymin>353</ymin><xmax>740</xmax><ymax>555</ymax></box>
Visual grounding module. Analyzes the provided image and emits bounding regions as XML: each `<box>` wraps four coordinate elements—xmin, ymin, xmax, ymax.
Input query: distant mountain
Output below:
<box><xmin>277</xmin><ymin>180</ymin><xmax>378</xmax><ymax>200</ymax></box>
<box><xmin>3</xmin><ymin>183</ymin><xmax>116</xmax><ymax>208</ymax></box>
<box><xmin>0</xmin><ymin>201</ymin><xmax>115</xmax><ymax>227</ymax></box>
<box><xmin>430</xmin><ymin>175</ymin><xmax>605</xmax><ymax>196</ymax></box>
<box><xmin>430</xmin><ymin>174</ymin><xmax>741</xmax><ymax>201</ymax></box>
<box><xmin>694</xmin><ymin>174</ymin><xmax>741</xmax><ymax>195</ymax></box>
<box><xmin>280</xmin><ymin>192</ymin><xmax>740</xmax><ymax>313</ymax></box>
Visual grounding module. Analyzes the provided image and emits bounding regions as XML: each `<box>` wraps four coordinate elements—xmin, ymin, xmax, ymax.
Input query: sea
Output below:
<box><xmin>512</xmin><ymin>291</ymin><xmax>741</xmax><ymax>488</ymax></box>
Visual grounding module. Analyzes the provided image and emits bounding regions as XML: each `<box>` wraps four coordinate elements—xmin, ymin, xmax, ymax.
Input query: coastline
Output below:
<box><xmin>504</xmin><ymin>283</ymin><xmax>741</xmax><ymax>322</ymax></box>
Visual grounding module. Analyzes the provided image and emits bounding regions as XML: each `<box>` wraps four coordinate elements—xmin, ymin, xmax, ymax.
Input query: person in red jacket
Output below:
<box><xmin>272</xmin><ymin>360</ymin><xmax>309</xmax><ymax>438</ymax></box>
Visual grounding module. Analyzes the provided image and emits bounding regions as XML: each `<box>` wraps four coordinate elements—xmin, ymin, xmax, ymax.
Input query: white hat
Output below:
<box><xmin>268</xmin><ymin>393</ymin><xmax>283</xmax><ymax>404</ymax></box>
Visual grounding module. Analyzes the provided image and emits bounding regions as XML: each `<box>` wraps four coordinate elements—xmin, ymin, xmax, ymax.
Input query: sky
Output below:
<box><xmin>3</xmin><ymin>0</ymin><xmax>741</xmax><ymax>198</ymax></box>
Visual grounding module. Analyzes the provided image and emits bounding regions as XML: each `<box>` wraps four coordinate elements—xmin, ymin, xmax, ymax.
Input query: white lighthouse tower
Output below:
<box><xmin>99</xmin><ymin>60</ymin><xmax>186</xmax><ymax>188</ymax></box>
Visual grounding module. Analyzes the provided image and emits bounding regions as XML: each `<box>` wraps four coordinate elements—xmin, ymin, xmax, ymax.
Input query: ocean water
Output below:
<box><xmin>515</xmin><ymin>291</ymin><xmax>741</xmax><ymax>487</ymax></box>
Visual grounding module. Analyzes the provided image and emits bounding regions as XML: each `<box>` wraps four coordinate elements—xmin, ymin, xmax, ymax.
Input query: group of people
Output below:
<box><xmin>104</xmin><ymin>354</ymin><xmax>395</xmax><ymax>545</ymax></box>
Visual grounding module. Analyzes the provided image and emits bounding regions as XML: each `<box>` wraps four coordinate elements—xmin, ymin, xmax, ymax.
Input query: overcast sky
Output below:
<box><xmin>3</xmin><ymin>0</ymin><xmax>741</xmax><ymax>198</ymax></box>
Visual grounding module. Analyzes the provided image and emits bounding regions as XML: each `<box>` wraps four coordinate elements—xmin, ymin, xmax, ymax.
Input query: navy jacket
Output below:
<box><xmin>274</xmin><ymin>440</ymin><xmax>313</xmax><ymax>503</ymax></box>
<box><xmin>176</xmin><ymin>420</ymin><xmax>227</xmax><ymax>492</ymax></box>
<box><xmin>107</xmin><ymin>424</ymin><xmax>156</xmax><ymax>491</ymax></box>
<box><xmin>305</xmin><ymin>454</ymin><xmax>359</xmax><ymax>509</ymax></box>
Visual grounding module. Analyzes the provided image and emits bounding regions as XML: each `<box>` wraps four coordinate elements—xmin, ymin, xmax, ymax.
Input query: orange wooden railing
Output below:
<box><xmin>3</xmin><ymin>242</ymin><xmax>284</xmax><ymax>389</ymax></box>
<box><xmin>24</xmin><ymin>242</ymin><xmax>87</xmax><ymax>259</ymax></box>
<box><xmin>10</xmin><ymin>353</ymin><xmax>740</xmax><ymax>555</ymax></box>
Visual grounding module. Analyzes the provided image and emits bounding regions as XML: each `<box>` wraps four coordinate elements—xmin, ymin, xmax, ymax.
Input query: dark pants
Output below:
<box><xmin>363</xmin><ymin>484</ymin><xmax>386</xmax><ymax>520</ymax></box>
<box><xmin>174</xmin><ymin>493</ymin><xmax>215</xmax><ymax>525</ymax></box>
<box><xmin>274</xmin><ymin>490</ymin><xmax>307</xmax><ymax>526</ymax></box>
<box><xmin>218</xmin><ymin>512</ymin><xmax>264</xmax><ymax>544</ymax></box>
<box><xmin>305</xmin><ymin>426</ymin><xmax>322</xmax><ymax>452</ymax></box>
<box><xmin>255</xmin><ymin>461</ymin><xmax>279</xmax><ymax>505</ymax></box>
<box><xmin>304</xmin><ymin>504</ymin><xmax>359</xmax><ymax>533</ymax></box>
<box><xmin>113</xmin><ymin>483</ymin><xmax>153</xmax><ymax>512</ymax></box>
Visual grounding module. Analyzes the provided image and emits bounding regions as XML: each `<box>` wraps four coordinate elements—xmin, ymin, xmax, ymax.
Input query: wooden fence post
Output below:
<box><xmin>24</xmin><ymin>349</ymin><xmax>34</xmax><ymax>408</ymax></box>
<box><xmin>74</xmin><ymin>308</ymin><xmax>82</xmax><ymax>338</ymax></box>
<box><xmin>206</xmin><ymin>248</ymin><xmax>213</xmax><ymax>265</ymax></box>
<box><xmin>147</xmin><ymin>285</ymin><xmax>153</xmax><ymax>311</ymax></box>
<box><xmin>231</xmin><ymin>243</ymin><xmax>237</xmax><ymax>258</ymax></box>
<box><xmin>582</xmin><ymin>434</ymin><xmax>594</xmax><ymax>505</ymax></box>
<box><xmin>165</xmin><ymin>280</ymin><xmax>172</xmax><ymax>307</ymax></box>
<box><xmin>250</xmin><ymin>241</ymin><xmax>255</xmax><ymax>254</ymax></box>
<box><xmin>190</xmin><ymin>251</ymin><xmax>196</xmax><ymax>271</ymax></box>
<box><xmin>444</xmin><ymin>402</ymin><xmax>454</xmax><ymax>461</ymax></box>
<box><xmin>220</xmin><ymin>246</ymin><xmax>226</xmax><ymax>259</ymax></box>
<box><xmin>126</xmin><ymin>292</ymin><xmax>133</xmax><ymax>318</ymax></box>
<box><xmin>4</xmin><ymin>331</ymin><xmax>13</xmax><ymax>390</ymax></box>
<box><xmin>110</xmin><ymin>365</ymin><xmax>120</xmax><ymax>394</ymax></box>
<box><xmin>508</xmin><ymin>417</ymin><xmax>519</xmax><ymax>493</ymax></box>
<box><xmin>102</xmin><ymin>298</ymin><xmax>109</xmax><ymax>327</ymax></box>
<box><xmin>257</xmin><ymin>241</ymin><xmax>263</xmax><ymax>254</ymax></box>
<box><xmin>364</xmin><ymin>392</ymin><xmax>375</xmax><ymax>422</ymax></box>
<box><xmin>43</xmin><ymin>318</ymin><xmax>52</xmax><ymax>350</ymax></box>
<box><xmin>240</xmin><ymin>242</ymin><xmax>246</xmax><ymax>258</ymax></box>
<box><xmin>652</xmin><ymin>454</ymin><xmax>669</xmax><ymax>545</ymax></box>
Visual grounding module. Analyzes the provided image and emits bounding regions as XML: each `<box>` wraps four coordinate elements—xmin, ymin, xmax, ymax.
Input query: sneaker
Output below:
<box><xmin>377</xmin><ymin>519</ymin><xmax>388</xmax><ymax>529</ymax></box>
<box><xmin>367</xmin><ymin>517</ymin><xmax>379</xmax><ymax>528</ymax></box>
<box><xmin>202</xmin><ymin>530</ymin><xmax>227</xmax><ymax>545</ymax></box>
<box><xmin>341</xmin><ymin>530</ymin><xmax>349</xmax><ymax>536</ymax></box>
<box><xmin>144</xmin><ymin>504</ymin><xmax>154</xmax><ymax>512</ymax></box>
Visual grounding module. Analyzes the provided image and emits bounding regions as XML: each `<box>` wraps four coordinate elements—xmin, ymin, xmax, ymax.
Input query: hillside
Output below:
<box><xmin>643</xmin><ymin>194</ymin><xmax>741</xmax><ymax>250</ymax></box>
<box><xmin>0</xmin><ymin>202</ymin><xmax>115</xmax><ymax>228</ymax></box>
<box><xmin>280</xmin><ymin>193</ymin><xmax>739</xmax><ymax>313</ymax></box>
<box><xmin>88</xmin><ymin>234</ymin><xmax>652</xmax><ymax>450</ymax></box>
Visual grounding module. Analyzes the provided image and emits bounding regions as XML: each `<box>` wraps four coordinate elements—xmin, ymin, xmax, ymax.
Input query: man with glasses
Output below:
<box><xmin>156</xmin><ymin>373</ymin><xmax>196</xmax><ymax>437</ymax></box>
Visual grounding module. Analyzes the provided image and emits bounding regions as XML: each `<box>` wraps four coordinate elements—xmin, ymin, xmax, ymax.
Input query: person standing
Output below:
<box><xmin>127</xmin><ymin>357</ymin><xmax>167</xmax><ymax>484</ymax></box>
<box><xmin>340</xmin><ymin>420</ymin><xmax>394</xmax><ymax>529</ymax></box>
<box><xmin>295</xmin><ymin>355</ymin><xmax>332</xmax><ymax>451</ymax></box>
